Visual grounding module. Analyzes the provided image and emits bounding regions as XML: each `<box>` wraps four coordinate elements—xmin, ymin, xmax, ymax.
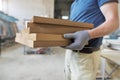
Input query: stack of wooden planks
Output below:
<box><xmin>15</xmin><ymin>16</ymin><xmax>93</xmax><ymax>48</ymax></box>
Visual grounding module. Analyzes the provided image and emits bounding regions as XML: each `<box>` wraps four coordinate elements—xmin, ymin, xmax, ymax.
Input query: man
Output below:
<box><xmin>63</xmin><ymin>0</ymin><xmax>119</xmax><ymax>80</ymax></box>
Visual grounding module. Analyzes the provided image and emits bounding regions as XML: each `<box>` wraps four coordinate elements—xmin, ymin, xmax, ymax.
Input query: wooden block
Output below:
<box><xmin>32</xmin><ymin>16</ymin><xmax>93</xmax><ymax>29</ymax></box>
<box><xmin>15</xmin><ymin>36</ymin><xmax>71</xmax><ymax>48</ymax></box>
<box><xmin>16</xmin><ymin>32</ymin><xmax>69</xmax><ymax>41</ymax></box>
<box><xmin>16</xmin><ymin>16</ymin><xmax>94</xmax><ymax>48</ymax></box>
<box><xmin>21</xmin><ymin>28</ymin><xmax>29</xmax><ymax>34</ymax></box>
<box><xmin>27</xmin><ymin>22</ymin><xmax>93</xmax><ymax>29</ymax></box>
<box><xmin>27</xmin><ymin>23</ymin><xmax>90</xmax><ymax>34</ymax></box>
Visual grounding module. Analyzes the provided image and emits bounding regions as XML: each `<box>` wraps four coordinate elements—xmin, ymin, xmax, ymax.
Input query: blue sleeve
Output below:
<box><xmin>98</xmin><ymin>0</ymin><xmax>118</xmax><ymax>7</ymax></box>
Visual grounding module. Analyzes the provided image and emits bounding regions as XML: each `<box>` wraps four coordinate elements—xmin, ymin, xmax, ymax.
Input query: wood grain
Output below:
<box><xmin>32</xmin><ymin>16</ymin><xmax>93</xmax><ymax>29</ymax></box>
<box><xmin>27</xmin><ymin>23</ymin><xmax>89</xmax><ymax>34</ymax></box>
<box><xmin>16</xmin><ymin>32</ymin><xmax>69</xmax><ymax>41</ymax></box>
<box><xmin>15</xmin><ymin>36</ymin><xmax>71</xmax><ymax>48</ymax></box>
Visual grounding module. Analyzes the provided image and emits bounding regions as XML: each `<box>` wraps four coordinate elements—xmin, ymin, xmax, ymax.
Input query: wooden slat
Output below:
<box><xmin>16</xmin><ymin>32</ymin><xmax>70</xmax><ymax>41</ymax></box>
<box><xmin>15</xmin><ymin>37</ymin><xmax>71</xmax><ymax>48</ymax></box>
<box><xmin>15</xmin><ymin>16</ymin><xmax>94</xmax><ymax>48</ymax></box>
<box><xmin>27</xmin><ymin>23</ymin><xmax>90</xmax><ymax>34</ymax></box>
<box><xmin>28</xmin><ymin>22</ymin><xmax>93</xmax><ymax>29</ymax></box>
<box><xmin>32</xmin><ymin>16</ymin><xmax>93</xmax><ymax>29</ymax></box>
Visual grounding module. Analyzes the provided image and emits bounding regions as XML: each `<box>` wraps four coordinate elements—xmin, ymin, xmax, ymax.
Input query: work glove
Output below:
<box><xmin>64</xmin><ymin>30</ymin><xmax>90</xmax><ymax>50</ymax></box>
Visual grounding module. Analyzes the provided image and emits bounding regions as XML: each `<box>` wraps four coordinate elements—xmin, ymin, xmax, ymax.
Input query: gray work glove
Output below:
<box><xmin>64</xmin><ymin>30</ymin><xmax>90</xmax><ymax>50</ymax></box>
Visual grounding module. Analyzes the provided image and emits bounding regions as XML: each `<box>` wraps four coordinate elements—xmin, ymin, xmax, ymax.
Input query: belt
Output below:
<box><xmin>73</xmin><ymin>47</ymin><xmax>100</xmax><ymax>54</ymax></box>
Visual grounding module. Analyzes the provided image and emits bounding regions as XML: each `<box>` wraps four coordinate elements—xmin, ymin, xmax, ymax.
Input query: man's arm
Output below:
<box><xmin>63</xmin><ymin>2</ymin><xmax>119</xmax><ymax>50</ymax></box>
<box><xmin>87</xmin><ymin>2</ymin><xmax>119</xmax><ymax>39</ymax></box>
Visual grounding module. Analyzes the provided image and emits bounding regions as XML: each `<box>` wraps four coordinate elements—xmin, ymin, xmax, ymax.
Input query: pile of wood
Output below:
<box><xmin>15</xmin><ymin>16</ymin><xmax>93</xmax><ymax>48</ymax></box>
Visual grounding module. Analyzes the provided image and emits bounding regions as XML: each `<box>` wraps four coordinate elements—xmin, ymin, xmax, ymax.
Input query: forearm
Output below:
<box><xmin>87</xmin><ymin>19</ymin><xmax>119</xmax><ymax>39</ymax></box>
<box><xmin>87</xmin><ymin>2</ymin><xmax>119</xmax><ymax>39</ymax></box>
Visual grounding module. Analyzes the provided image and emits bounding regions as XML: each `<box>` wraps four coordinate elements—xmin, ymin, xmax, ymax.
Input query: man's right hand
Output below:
<box><xmin>63</xmin><ymin>30</ymin><xmax>90</xmax><ymax>50</ymax></box>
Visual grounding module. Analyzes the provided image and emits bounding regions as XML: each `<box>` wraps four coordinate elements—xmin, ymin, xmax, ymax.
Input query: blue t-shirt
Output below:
<box><xmin>70</xmin><ymin>0</ymin><xmax>118</xmax><ymax>48</ymax></box>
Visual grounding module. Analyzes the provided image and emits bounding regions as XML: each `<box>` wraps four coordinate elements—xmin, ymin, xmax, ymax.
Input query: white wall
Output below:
<box><xmin>7</xmin><ymin>0</ymin><xmax>54</xmax><ymax>31</ymax></box>
<box><xmin>0</xmin><ymin>0</ymin><xmax>3</xmax><ymax>11</ymax></box>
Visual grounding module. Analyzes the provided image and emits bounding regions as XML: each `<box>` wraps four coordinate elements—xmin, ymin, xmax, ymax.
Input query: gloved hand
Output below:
<box><xmin>64</xmin><ymin>30</ymin><xmax>90</xmax><ymax>50</ymax></box>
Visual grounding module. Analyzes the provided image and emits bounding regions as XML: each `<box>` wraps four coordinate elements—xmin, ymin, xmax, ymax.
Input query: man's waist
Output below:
<box><xmin>72</xmin><ymin>47</ymin><xmax>100</xmax><ymax>54</ymax></box>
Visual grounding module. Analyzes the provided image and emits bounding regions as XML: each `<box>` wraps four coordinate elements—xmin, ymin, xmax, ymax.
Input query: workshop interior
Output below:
<box><xmin>0</xmin><ymin>0</ymin><xmax>120</xmax><ymax>80</ymax></box>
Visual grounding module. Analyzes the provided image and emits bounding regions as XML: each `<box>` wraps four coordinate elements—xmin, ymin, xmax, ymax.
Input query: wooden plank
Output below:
<box><xmin>28</xmin><ymin>22</ymin><xmax>93</xmax><ymax>29</ymax></box>
<box><xmin>21</xmin><ymin>28</ymin><xmax>29</xmax><ymax>34</ymax></box>
<box><xmin>16</xmin><ymin>32</ymin><xmax>70</xmax><ymax>41</ymax></box>
<box><xmin>101</xmin><ymin>49</ymin><xmax>120</xmax><ymax>65</ymax></box>
<box><xmin>27</xmin><ymin>23</ymin><xmax>90</xmax><ymax>34</ymax></box>
<box><xmin>15</xmin><ymin>16</ymin><xmax>94</xmax><ymax>48</ymax></box>
<box><xmin>32</xmin><ymin>16</ymin><xmax>93</xmax><ymax>29</ymax></box>
<box><xmin>15</xmin><ymin>37</ymin><xmax>71</xmax><ymax>48</ymax></box>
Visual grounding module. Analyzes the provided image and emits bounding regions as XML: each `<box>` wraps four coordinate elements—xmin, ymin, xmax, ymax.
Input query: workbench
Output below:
<box><xmin>101</xmin><ymin>40</ymin><xmax>120</xmax><ymax>80</ymax></box>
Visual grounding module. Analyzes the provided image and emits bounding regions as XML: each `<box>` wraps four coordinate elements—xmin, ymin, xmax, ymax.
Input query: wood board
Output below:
<box><xmin>27</xmin><ymin>23</ymin><xmax>90</xmax><ymax>34</ymax></box>
<box><xmin>15</xmin><ymin>37</ymin><xmax>71</xmax><ymax>48</ymax></box>
<box><xmin>16</xmin><ymin>32</ymin><xmax>69</xmax><ymax>41</ymax></box>
<box><xmin>32</xmin><ymin>16</ymin><xmax>93</xmax><ymax>28</ymax></box>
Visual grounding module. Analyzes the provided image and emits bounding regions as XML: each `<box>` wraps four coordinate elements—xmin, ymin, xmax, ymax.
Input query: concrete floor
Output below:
<box><xmin>0</xmin><ymin>44</ymin><xmax>110</xmax><ymax>80</ymax></box>
<box><xmin>0</xmin><ymin>44</ymin><xmax>66</xmax><ymax>80</ymax></box>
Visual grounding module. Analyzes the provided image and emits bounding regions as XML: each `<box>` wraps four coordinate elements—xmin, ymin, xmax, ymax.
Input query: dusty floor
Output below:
<box><xmin>0</xmin><ymin>44</ymin><xmax>66</xmax><ymax>80</ymax></box>
<box><xmin>0</xmin><ymin>44</ymin><xmax>112</xmax><ymax>80</ymax></box>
